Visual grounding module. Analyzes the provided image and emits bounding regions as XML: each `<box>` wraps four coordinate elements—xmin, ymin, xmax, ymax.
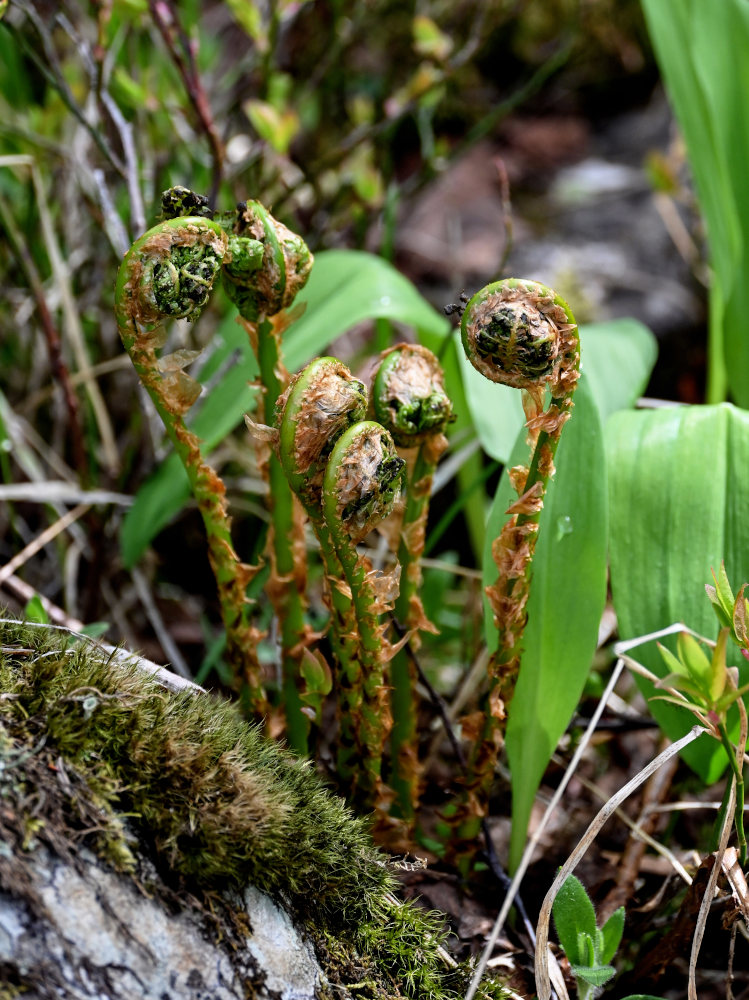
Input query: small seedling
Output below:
<box><xmin>552</xmin><ymin>874</ymin><xmax>664</xmax><ymax>1000</ymax></box>
<box><xmin>653</xmin><ymin>563</ymin><xmax>749</xmax><ymax>865</ymax></box>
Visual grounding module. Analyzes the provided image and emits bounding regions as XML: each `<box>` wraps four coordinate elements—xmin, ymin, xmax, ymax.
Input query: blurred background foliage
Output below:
<box><xmin>0</xmin><ymin>0</ymin><xmax>656</xmax><ymax>660</ymax></box>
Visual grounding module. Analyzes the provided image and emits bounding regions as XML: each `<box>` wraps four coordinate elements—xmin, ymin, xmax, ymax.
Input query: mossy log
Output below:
<box><xmin>0</xmin><ymin>618</ymin><xmax>508</xmax><ymax>1000</ymax></box>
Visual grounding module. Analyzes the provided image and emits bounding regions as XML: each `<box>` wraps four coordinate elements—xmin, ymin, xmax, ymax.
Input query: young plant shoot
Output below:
<box><xmin>324</xmin><ymin>420</ymin><xmax>405</xmax><ymax>810</ymax></box>
<box><xmin>115</xmin><ymin>215</ymin><xmax>267</xmax><ymax>713</ymax></box>
<box><xmin>371</xmin><ymin>344</ymin><xmax>454</xmax><ymax>823</ymax></box>
<box><xmin>276</xmin><ymin>357</ymin><xmax>368</xmax><ymax>731</ymax></box>
<box><xmin>159</xmin><ymin>188</ymin><xmax>315</xmax><ymax>751</ymax></box>
<box><xmin>455</xmin><ymin>278</ymin><xmax>580</xmax><ymax>857</ymax></box>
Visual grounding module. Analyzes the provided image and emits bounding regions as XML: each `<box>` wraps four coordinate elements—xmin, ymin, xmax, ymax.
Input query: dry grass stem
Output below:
<box><xmin>464</xmin><ymin>656</ymin><xmax>625</xmax><ymax>1000</ymax></box>
<box><xmin>0</xmin><ymin>574</ymin><xmax>85</xmax><ymax>632</ymax></box>
<box><xmin>0</xmin><ymin>503</ymin><xmax>90</xmax><ymax>587</ymax></box>
<box><xmin>534</xmin><ymin>725</ymin><xmax>707</xmax><ymax>1000</ymax></box>
<box><xmin>0</xmin><ymin>483</ymin><xmax>133</xmax><ymax>506</ymax></box>
<box><xmin>0</xmin><ymin>155</ymin><xmax>118</xmax><ymax>471</ymax></box>
<box><xmin>551</xmin><ymin>752</ymin><xmax>693</xmax><ymax>885</ymax></box>
<box><xmin>688</xmin><ymin>781</ymin><xmax>735</xmax><ymax>1000</ymax></box>
<box><xmin>130</xmin><ymin>567</ymin><xmax>192</xmax><ymax>680</ymax></box>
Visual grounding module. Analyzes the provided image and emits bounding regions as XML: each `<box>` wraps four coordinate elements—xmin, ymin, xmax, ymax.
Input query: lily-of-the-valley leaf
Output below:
<box><xmin>484</xmin><ymin>374</ymin><xmax>608</xmax><ymax>869</ymax></box>
<box><xmin>607</xmin><ymin>402</ymin><xmax>749</xmax><ymax>784</ymax></box>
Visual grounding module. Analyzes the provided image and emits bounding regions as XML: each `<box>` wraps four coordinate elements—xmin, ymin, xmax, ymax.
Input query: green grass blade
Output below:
<box><xmin>607</xmin><ymin>403</ymin><xmax>749</xmax><ymax>782</ymax></box>
<box><xmin>484</xmin><ymin>376</ymin><xmax>608</xmax><ymax>868</ymax></box>
<box><xmin>642</xmin><ymin>0</ymin><xmax>749</xmax><ymax>405</ymax></box>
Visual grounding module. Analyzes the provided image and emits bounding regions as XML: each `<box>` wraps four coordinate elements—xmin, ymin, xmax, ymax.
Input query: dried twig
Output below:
<box><xmin>148</xmin><ymin>0</ymin><xmax>225</xmax><ymax>204</ymax></box>
<box><xmin>533</xmin><ymin>725</ymin><xmax>707</xmax><ymax>1000</ymax></box>
<box><xmin>0</xmin><ymin>504</ymin><xmax>91</xmax><ymax>588</ymax></box>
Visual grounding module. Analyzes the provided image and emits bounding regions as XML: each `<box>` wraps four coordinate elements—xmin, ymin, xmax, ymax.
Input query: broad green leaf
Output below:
<box><xmin>291</xmin><ymin>249</ymin><xmax>450</xmax><ymax>358</ymax></box>
<box><xmin>484</xmin><ymin>377</ymin><xmax>608</xmax><ymax>868</ymax></box>
<box><xmin>121</xmin><ymin>250</ymin><xmax>450</xmax><ymax>567</ymax></box>
<box><xmin>461</xmin><ymin>317</ymin><xmax>656</xmax><ymax>464</ymax></box>
<box><xmin>642</xmin><ymin>0</ymin><xmax>749</xmax><ymax>404</ymax></box>
<box><xmin>581</xmin><ymin>319</ymin><xmax>657</xmax><ymax>423</ymax></box>
<box><xmin>457</xmin><ymin>349</ymin><xmax>525</xmax><ymax>464</ymax></box>
<box><xmin>552</xmin><ymin>874</ymin><xmax>598</xmax><ymax>966</ymax></box>
<box><xmin>607</xmin><ymin>403</ymin><xmax>749</xmax><ymax>782</ymax></box>
<box><xmin>600</xmin><ymin>906</ymin><xmax>625</xmax><ymax>964</ymax></box>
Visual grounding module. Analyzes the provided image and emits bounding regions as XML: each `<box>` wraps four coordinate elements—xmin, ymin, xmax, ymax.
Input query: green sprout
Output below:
<box><xmin>453</xmin><ymin>278</ymin><xmax>580</xmax><ymax>864</ymax></box>
<box><xmin>552</xmin><ymin>874</ymin><xmax>664</xmax><ymax>1000</ymax></box>
<box><xmin>371</xmin><ymin>343</ymin><xmax>454</xmax><ymax>824</ymax></box>
<box><xmin>654</xmin><ymin>564</ymin><xmax>749</xmax><ymax>865</ymax></box>
<box><xmin>115</xmin><ymin>215</ymin><xmax>267</xmax><ymax>714</ymax></box>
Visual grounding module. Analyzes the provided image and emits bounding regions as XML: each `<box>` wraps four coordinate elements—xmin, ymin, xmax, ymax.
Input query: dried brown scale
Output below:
<box><xmin>132</xmin><ymin>226</ymin><xmax>227</xmax><ymax>327</ymax></box>
<box><xmin>505</xmin><ymin>481</ymin><xmax>545</xmax><ymax>516</ymax></box>
<box><xmin>526</xmin><ymin>404</ymin><xmax>569</xmax><ymax>438</ymax></box>
<box><xmin>492</xmin><ymin>536</ymin><xmax>534</xmax><ymax>581</ymax></box>
<box><xmin>509</xmin><ymin>465</ymin><xmax>529</xmax><ymax>493</ymax></box>
<box><xmin>383</xmin><ymin>347</ymin><xmax>437</xmax><ymax>404</ymax></box>
<box><xmin>376</xmin><ymin>344</ymin><xmax>451</xmax><ymax>443</ymax></box>
<box><xmin>236</xmin><ymin>205</ymin><xmax>312</xmax><ymax>316</ymax></box>
<box><xmin>538</xmin><ymin>447</ymin><xmax>555</xmax><ymax>481</ymax></box>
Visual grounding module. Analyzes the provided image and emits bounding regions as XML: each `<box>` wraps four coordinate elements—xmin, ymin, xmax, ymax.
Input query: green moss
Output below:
<box><xmin>0</xmin><ymin>618</ymin><xmax>509</xmax><ymax>1000</ymax></box>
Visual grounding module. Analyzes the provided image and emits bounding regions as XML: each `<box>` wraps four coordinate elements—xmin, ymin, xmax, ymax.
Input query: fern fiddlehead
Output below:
<box><xmin>163</xmin><ymin>188</ymin><xmax>318</xmax><ymax>750</ymax></box>
<box><xmin>322</xmin><ymin>420</ymin><xmax>406</xmax><ymax>809</ymax></box>
<box><xmin>371</xmin><ymin>344</ymin><xmax>454</xmax><ymax>825</ymax></box>
<box><xmin>454</xmin><ymin>278</ymin><xmax>580</xmax><ymax>862</ymax></box>
<box><xmin>276</xmin><ymin>357</ymin><xmax>367</xmax><ymax>727</ymax></box>
<box><xmin>116</xmin><ymin>216</ymin><xmax>267</xmax><ymax>712</ymax></box>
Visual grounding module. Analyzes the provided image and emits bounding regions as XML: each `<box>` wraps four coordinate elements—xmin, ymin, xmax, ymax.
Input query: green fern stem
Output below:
<box><xmin>372</xmin><ymin>344</ymin><xmax>454</xmax><ymax>824</ymax></box>
<box><xmin>453</xmin><ymin>278</ymin><xmax>580</xmax><ymax>864</ymax></box>
<box><xmin>276</xmin><ymin>356</ymin><xmax>367</xmax><ymax>681</ymax></box>
<box><xmin>224</xmin><ymin>200</ymin><xmax>314</xmax><ymax>754</ymax></box>
<box><xmin>115</xmin><ymin>217</ymin><xmax>267</xmax><ymax>713</ymax></box>
<box><xmin>322</xmin><ymin>421</ymin><xmax>406</xmax><ymax>807</ymax></box>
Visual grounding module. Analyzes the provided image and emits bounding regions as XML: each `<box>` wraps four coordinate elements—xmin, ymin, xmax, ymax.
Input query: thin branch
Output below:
<box><xmin>10</xmin><ymin>1</ymin><xmax>126</xmax><ymax>174</ymax></box>
<box><xmin>0</xmin><ymin>190</ymin><xmax>89</xmax><ymax>483</ymax></box>
<box><xmin>0</xmin><ymin>503</ymin><xmax>91</xmax><ymax>588</ymax></box>
<box><xmin>148</xmin><ymin>0</ymin><xmax>225</xmax><ymax>205</ymax></box>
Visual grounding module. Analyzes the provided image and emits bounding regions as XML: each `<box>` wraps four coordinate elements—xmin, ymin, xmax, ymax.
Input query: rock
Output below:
<box><xmin>0</xmin><ymin>617</ymin><xmax>497</xmax><ymax>1000</ymax></box>
<box><xmin>0</xmin><ymin>845</ymin><xmax>322</xmax><ymax>999</ymax></box>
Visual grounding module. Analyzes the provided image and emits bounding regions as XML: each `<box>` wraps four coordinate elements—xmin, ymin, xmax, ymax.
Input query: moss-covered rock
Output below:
<box><xmin>0</xmin><ymin>618</ymin><xmax>508</xmax><ymax>1000</ymax></box>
